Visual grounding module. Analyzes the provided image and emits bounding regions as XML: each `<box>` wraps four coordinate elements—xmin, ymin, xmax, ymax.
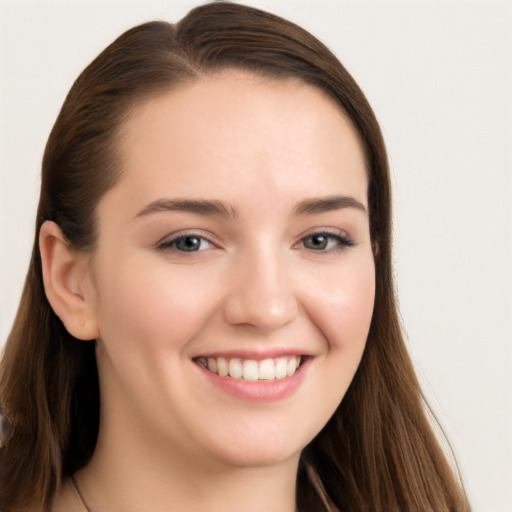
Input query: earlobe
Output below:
<box><xmin>39</xmin><ymin>220</ymin><xmax>98</xmax><ymax>341</ymax></box>
<box><xmin>372</xmin><ymin>239</ymin><xmax>380</xmax><ymax>260</ymax></box>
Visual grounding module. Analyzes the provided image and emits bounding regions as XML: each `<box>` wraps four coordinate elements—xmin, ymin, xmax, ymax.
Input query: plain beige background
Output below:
<box><xmin>1</xmin><ymin>1</ymin><xmax>511</xmax><ymax>510</ymax></box>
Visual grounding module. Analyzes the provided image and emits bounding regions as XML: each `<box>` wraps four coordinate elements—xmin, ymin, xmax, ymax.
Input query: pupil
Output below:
<box><xmin>308</xmin><ymin>235</ymin><xmax>327</xmax><ymax>250</ymax></box>
<box><xmin>178</xmin><ymin>236</ymin><xmax>200</xmax><ymax>251</ymax></box>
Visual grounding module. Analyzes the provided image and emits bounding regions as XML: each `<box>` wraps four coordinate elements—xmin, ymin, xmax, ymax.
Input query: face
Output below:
<box><xmin>84</xmin><ymin>73</ymin><xmax>375</xmax><ymax>471</ymax></box>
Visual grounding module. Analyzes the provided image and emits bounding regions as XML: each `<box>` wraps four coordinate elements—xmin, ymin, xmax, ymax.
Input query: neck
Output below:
<box><xmin>74</xmin><ymin>412</ymin><xmax>299</xmax><ymax>512</ymax></box>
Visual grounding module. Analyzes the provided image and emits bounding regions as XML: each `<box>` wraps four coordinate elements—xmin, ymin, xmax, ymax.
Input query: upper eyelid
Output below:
<box><xmin>296</xmin><ymin>227</ymin><xmax>352</xmax><ymax>241</ymax></box>
<box><xmin>155</xmin><ymin>226</ymin><xmax>353</xmax><ymax>248</ymax></box>
<box><xmin>158</xmin><ymin>228</ymin><xmax>214</xmax><ymax>240</ymax></box>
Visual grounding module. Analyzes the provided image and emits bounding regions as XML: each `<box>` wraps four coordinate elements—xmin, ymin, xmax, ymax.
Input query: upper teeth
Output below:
<box><xmin>196</xmin><ymin>356</ymin><xmax>302</xmax><ymax>381</ymax></box>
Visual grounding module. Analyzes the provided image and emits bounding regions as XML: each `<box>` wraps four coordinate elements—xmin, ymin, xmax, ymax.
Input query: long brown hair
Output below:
<box><xmin>0</xmin><ymin>3</ymin><xmax>470</xmax><ymax>511</ymax></box>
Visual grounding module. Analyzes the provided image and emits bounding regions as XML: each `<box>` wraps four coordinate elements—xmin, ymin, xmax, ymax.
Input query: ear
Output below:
<box><xmin>39</xmin><ymin>220</ymin><xmax>99</xmax><ymax>340</ymax></box>
<box><xmin>372</xmin><ymin>239</ymin><xmax>380</xmax><ymax>260</ymax></box>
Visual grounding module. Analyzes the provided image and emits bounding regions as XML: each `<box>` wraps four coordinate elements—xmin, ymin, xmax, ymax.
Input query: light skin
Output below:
<box><xmin>43</xmin><ymin>72</ymin><xmax>375</xmax><ymax>512</ymax></box>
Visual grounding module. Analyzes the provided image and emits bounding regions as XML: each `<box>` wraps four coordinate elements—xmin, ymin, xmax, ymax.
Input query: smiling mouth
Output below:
<box><xmin>194</xmin><ymin>355</ymin><xmax>303</xmax><ymax>382</ymax></box>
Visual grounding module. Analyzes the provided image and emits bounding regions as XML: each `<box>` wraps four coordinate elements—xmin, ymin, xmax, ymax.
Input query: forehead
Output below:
<box><xmin>111</xmin><ymin>72</ymin><xmax>367</xmax><ymax>214</ymax></box>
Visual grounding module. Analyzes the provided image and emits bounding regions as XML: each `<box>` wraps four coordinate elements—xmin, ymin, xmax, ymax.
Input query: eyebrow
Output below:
<box><xmin>135</xmin><ymin>194</ymin><xmax>367</xmax><ymax>221</ymax></box>
<box><xmin>135</xmin><ymin>198</ymin><xmax>238</xmax><ymax>219</ymax></box>
<box><xmin>293</xmin><ymin>195</ymin><xmax>367</xmax><ymax>216</ymax></box>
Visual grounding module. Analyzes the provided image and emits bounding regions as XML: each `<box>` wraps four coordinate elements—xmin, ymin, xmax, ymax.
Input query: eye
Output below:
<box><xmin>300</xmin><ymin>231</ymin><xmax>354</xmax><ymax>252</ymax></box>
<box><xmin>158</xmin><ymin>234</ymin><xmax>213</xmax><ymax>252</ymax></box>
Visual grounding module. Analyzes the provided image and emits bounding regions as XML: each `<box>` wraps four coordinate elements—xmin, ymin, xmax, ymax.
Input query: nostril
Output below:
<box><xmin>222</xmin><ymin>258</ymin><xmax>298</xmax><ymax>330</ymax></box>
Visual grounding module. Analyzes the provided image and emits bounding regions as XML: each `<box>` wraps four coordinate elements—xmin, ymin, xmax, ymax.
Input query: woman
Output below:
<box><xmin>0</xmin><ymin>2</ymin><xmax>470</xmax><ymax>511</ymax></box>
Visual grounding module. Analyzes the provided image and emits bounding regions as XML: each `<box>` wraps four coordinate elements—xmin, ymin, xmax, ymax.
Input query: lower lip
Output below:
<box><xmin>195</xmin><ymin>358</ymin><xmax>310</xmax><ymax>403</ymax></box>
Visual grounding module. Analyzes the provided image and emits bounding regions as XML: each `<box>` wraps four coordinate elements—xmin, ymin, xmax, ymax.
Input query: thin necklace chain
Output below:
<box><xmin>71</xmin><ymin>476</ymin><xmax>91</xmax><ymax>512</ymax></box>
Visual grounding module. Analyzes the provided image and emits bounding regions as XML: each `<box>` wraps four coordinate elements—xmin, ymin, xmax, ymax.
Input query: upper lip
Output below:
<box><xmin>192</xmin><ymin>348</ymin><xmax>314</xmax><ymax>360</ymax></box>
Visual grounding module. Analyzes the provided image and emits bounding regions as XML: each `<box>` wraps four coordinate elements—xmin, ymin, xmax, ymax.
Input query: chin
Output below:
<box><xmin>195</xmin><ymin>421</ymin><xmax>314</xmax><ymax>471</ymax></box>
<box><xmin>218</xmin><ymin>444</ymin><xmax>302</xmax><ymax>470</ymax></box>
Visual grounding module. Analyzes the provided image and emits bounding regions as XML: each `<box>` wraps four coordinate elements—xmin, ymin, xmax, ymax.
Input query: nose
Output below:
<box><xmin>223</xmin><ymin>248</ymin><xmax>298</xmax><ymax>332</ymax></box>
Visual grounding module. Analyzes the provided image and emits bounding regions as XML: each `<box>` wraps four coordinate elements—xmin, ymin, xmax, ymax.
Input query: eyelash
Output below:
<box><xmin>157</xmin><ymin>230</ymin><xmax>354</xmax><ymax>254</ymax></box>
<box><xmin>297</xmin><ymin>230</ymin><xmax>354</xmax><ymax>253</ymax></box>
<box><xmin>157</xmin><ymin>233</ymin><xmax>214</xmax><ymax>253</ymax></box>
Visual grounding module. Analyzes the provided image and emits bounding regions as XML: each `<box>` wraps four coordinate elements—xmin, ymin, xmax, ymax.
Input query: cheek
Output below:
<box><xmin>301</xmin><ymin>259</ymin><xmax>374</xmax><ymax>430</ymax></box>
<box><xmin>92</xmin><ymin>257</ymin><xmax>223</xmax><ymax>357</ymax></box>
<box><xmin>307</xmin><ymin>258</ymin><xmax>376</xmax><ymax>352</ymax></box>
<box><xmin>295</xmin><ymin>258</ymin><xmax>375</xmax><ymax>439</ymax></box>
